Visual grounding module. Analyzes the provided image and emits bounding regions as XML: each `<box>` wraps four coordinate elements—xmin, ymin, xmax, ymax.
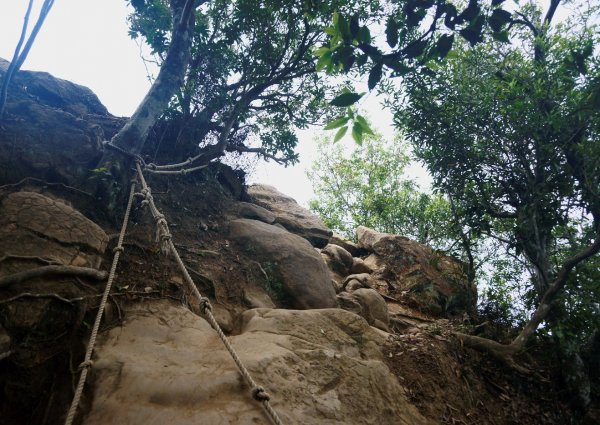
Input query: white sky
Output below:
<box><xmin>0</xmin><ymin>0</ymin><xmax>430</xmax><ymax>207</ymax></box>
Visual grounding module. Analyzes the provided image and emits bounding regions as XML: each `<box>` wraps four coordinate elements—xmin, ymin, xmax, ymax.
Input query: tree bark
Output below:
<box><xmin>93</xmin><ymin>0</ymin><xmax>197</xmax><ymax>214</ymax></box>
<box><xmin>456</xmin><ymin>228</ymin><xmax>600</xmax><ymax>373</ymax></box>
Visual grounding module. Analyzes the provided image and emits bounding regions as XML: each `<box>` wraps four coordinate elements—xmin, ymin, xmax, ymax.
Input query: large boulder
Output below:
<box><xmin>356</xmin><ymin>226</ymin><xmax>476</xmax><ymax>316</ymax></box>
<box><xmin>229</xmin><ymin>218</ymin><xmax>336</xmax><ymax>309</ymax></box>
<box><xmin>321</xmin><ymin>244</ymin><xmax>355</xmax><ymax>292</ymax></box>
<box><xmin>329</xmin><ymin>233</ymin><xmax>361</xmax><ymax>256</ymax></box>
<box><xmin>245</xmin><ymin>184</ymin><xmax>332</xmax><ymax>248</ymax></box>
<box><xmin>0</xmin><ymin>192</ymin><xmax>108</xmax><ymax>368</ymax></box>
<box><xmin>85</xmin><ymin>301</ymin><xmax>430</xmax><ymax>425</ymax></box>
<box><xmin>0</xmin><ymin>58</ymin><xmax>124</xmax><ymax>186</ymax></box>
<box><xmin>0</xmin><ymin>191</ymin><xmax>108</xmax><ymax>269</ymax></box>
<box><xmin>337</xmin><ymin>288</ymin><xmax>390</xmax><ymax>332</ymax></box>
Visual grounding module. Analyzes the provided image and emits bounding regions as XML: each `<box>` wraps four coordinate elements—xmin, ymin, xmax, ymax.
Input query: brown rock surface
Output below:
<box><xmin>246</xmin><ymin>184</ymin><xmax>332</xmax><ymax>247</ymax></box>
<box><xmin>0</xmin><ymin>58</ymin><xmax>124</xmax><ymax>186</ymax></box>
<box><xmin>356</xmin><ymin>226</ymin><xmax>475</xmax><ymax>316</ymax></box>
<box><xmin>337</xmin><ymin>288</ymin><xmax>390</xmax><ymax>332</ymax></box>
<box><xmin>351</xmin><ymin>257</ymin><xmax>374</xmax><ymax>274</ymax></box>
<box><xmin>321</xmin><ymin>244</ymin><xmax>354</xmax><ymax>276</ymax></box>
<box><xmin>229</xmin><ymin>218</ymin><xmax>336</xmax><ymax>309</ymax></box>
<box><xmin>329</xmin><ymin>233</ymin><xmax>361</xmax><ymax>256</ymax></box>
<box><xmin>85</xmin><ymin>301</ymin><xmax>430</xmax><ymax>425</ymax></box>
<box><xmin>0</xmin><ymin>191</ymin><xmax>108</xmax><ymax>269</ymax></box>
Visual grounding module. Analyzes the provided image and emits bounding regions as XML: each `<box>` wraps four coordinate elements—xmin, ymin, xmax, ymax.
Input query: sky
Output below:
<box><xmin>0</xmin><ymin>0</ymin><xmax>427</xmax><ymax>207</ymax></box>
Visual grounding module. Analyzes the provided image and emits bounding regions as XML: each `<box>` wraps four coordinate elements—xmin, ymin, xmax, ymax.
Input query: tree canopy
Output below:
<box><xmin>126</xmin><ymin>0</ymin><xmax>374</xmax><ymax>167</ymax></box>
<box><xmin>307</xmin><ymin>131</ymin><xmax>455</xmax><ymax>250</ymax></box>
<box><xmin>390</xmin><ymin>0</ymin><xmax>599</xmax><ymax>403</ymax></box>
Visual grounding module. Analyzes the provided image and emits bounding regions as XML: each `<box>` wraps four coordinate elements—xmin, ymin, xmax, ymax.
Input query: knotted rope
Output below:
<box><xmin>64</xmin><ymin>180</ymin><xmax>137</xmax><ymax>425</ymax></box>
<box><xmin>103</xmin><ymin>140</ymin><xmax>208</xmax><ymax>175</ymax></box>
<box><xmin>134</xmin><ymin>161</ymin><xmax>284</xmax><ymax>425</ymax></box>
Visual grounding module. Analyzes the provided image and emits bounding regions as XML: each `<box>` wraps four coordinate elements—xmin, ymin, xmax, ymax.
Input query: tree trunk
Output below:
<box><xmin>92</xmin><ymin>0</ymin><xmax>196</xmax><ymax>215</ymax></box>
<box><xmin>456</xmin><ymin>228</ymin><xmax>600</xmax><ymax>373</ymax></box>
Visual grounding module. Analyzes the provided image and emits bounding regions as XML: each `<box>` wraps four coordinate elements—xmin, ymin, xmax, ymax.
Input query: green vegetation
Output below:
<box><xmin>307</xmin><ymin>132</ymin><xmax>454</xmax><ymax>250</ymax></box>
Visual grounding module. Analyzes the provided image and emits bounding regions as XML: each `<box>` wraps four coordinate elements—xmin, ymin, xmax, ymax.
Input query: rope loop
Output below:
<box><xmin>78</xmin><ymin>359</ymin><xmax>94</xmax><ymax>370</ymax></box>
<box><xmin>146</xmin><ymin>163</ymin><xmax>157</xmax><ymax>170</ymax></box>
<box><xmin>141</xmin><ymin>199</ymin><xmax>150</xmax><ymax>207</ymax></box>
<box><xmin>199</xmin><ymin>297</ymin><xmax>212</xmax><ymax>314</ymax></box>
<box><xmin>160</xmin><ymin>233</ymin><xmax>172</xmax><ymax>242</ymax></box>
<box><xmin>252</xmin><ymin>386</ymin><xmax>271</xmax><ymax>402</ymax></box>
<box><xmin>112</xmin><ymin>246</ymin><xmax>125</xmax><ymax>254</ymax></box>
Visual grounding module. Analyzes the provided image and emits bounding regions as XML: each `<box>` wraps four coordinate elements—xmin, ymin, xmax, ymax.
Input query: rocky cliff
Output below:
<box><xmin>0</xmin><ymin>61</ymin><xmax>594</xmax><ymax>425</ymax></box>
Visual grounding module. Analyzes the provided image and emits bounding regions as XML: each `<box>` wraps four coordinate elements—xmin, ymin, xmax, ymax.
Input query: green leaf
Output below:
<box><xmin>332</xmin><ymin>12</ymin><xmax>340</xmax><ymax>27</ymax></box>
<box><xmin>386</xmin><ymin>17</ymin><xmax>400</xmax><ymax>48</ymax></box>
<box><xmin>356</xmin><ymin>53</ymin><xmax>369</xmax><ymax>67</ymax></box>
<box><xmin>329</xmin><ymin>92</ymin><xmax>363</xmax><ymax>107</ymax></box>
<box><xmin>358</xmin><ymin>26</ymin><xmax>371</xmax><ymax>44</ymax></box>
<box><xmin>356</xmin><ymin>115</ymin><xmax>375</xmax><ymax>135</ymax></box>
<box><xmin>333</xmin><ymin>126</ymin><xmax>348</xmax><ymax>143</ymax></box>
<box><xmin>316</xmin><ymin>51</ymin><xmax>332</xmax><ymax>72</ymax></box>
<box><xmin>313</xmin><ymin>47</ymin><xmax>330</xmax><ymax>57</ymax></box>
<box><xmin>404</xmin><ymin>40</ymin><xmax>428</xmax><ymax>58</ymax></box>
<box><xmin>324</xmin><ymin>26</ymin><xmax>336</xmax><ymax>36</ymax></box>
<box><xmin>489</xmin><ymin>9</ymin><xmax>512</xmax><ymax>32</ymax></box>
<box><xmin>325</xmin><ymin>116</ymin><xmax>350</xmax><ymax>130</ymax></box>
<box><xmin>407</xmin><ymin>9</ymin><xmax>427</xmax><ymax>28</ymax></box>
<box><xmin>336</xmin><ymin>14</ymin><xmax>350</xmax><ymax>39</ymax></box>
<box><xmin>350</xmin><ymin>14</ymin><xmax>360</xmax><ymax>38</ymax></box>
<box><xmin>435</xmin><ymin>34</ymin><xmax>454</xmax><ymax>59</ymax></box>
<box><xmin>387</xmin><ymin>61</ymin><xmax>411</xmax><ymax>76</ymax></box>
<box><xmin>492</xmin><ymin>30</ymin><xmax>509</xmax><ymax>43</ymax></box>
<box><xmin>443</xmin><ymin>4</ymin><xmax>458</xmax><ymax>29</ymax></box>
<box><xmin>459</xmin><ymin>15</ymin><xmax>485</xmax><ymax>46</ymax></box>
<box><xmin>458</xmin><ymin>0</ymin><xmax>480</xmax><ymax>23</ymax></box>
<box><xmin>368</xmin><ymin>62</ymin><xmax>383</xmax><ymax>91</ymax></box>
<box><xmin>351</xmin><ymin>122</ymin><xmax>364</xmax><ymax>145</ymax></box>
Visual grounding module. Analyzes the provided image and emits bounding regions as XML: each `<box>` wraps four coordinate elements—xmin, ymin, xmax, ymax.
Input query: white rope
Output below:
<box><xmin>64</xmin><ymin>180</ymin><xmax>137</xmax><ymax>425</ymax></box>
<box><xmin>145</xmin><ymin>152</ymin><xmax>204</xmax><ymax>170</ymax></box>
<box><xmin>135</xmin><ymin>161</ymin><xmax>284</xmax><ymax>425</ymax></box>
<box><xmin>143</xmin><ymin>163</ymin><xmax>208</xmax><ymax>175</ymax></box>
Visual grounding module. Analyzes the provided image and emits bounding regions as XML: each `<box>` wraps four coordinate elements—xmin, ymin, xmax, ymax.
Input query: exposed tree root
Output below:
<box><xmin>453</xmin><ymin>332</ymin><xmax>531</xmax><ymax>375</ymax></box>
<box><xmin>0</xmin><ymin>266</ymin><xmax>107</xmax><ymax>288</ymax></box>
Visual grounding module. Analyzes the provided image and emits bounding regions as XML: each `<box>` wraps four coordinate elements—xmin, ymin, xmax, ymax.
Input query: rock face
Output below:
<box><xmin>85</xmin><ymin>301</ymin><xmax>430</xmax><ymax>425</ymax></box>
<box><xmin>0</xmin><ymin>191</ymin><xmax>108</xmax><ymax>374</ymax></box>
<box><xmin>245</xmin><ymin>184</ymin><xmax>332</xmax><ymax>248</ymax></box>
<box><xmin>329</xmin><ymin>233</ymin><xmax>361</xmax><ymax>256</ymax></box>
<box><xmin>229</xmin><ymin>218</ymin><xmax>337</xmax><ymax>309</ymax></box>
<box><xmin>0</xmin><ymin>57</ymin><xmax>124</xmax><ymax>186</ymax></box>
<box><xmin>356</xmin><ymin>226</ymin><xmax>475</xmax><ymax>316</ymax></box>
<box><xmin>321</xmin><ymin>243</ymin><xmax>354</xmax><ymax>291</ymax></box>
<box><xmin>0</xmin><ymin>191</ymin><xmax>108</xmax><ymax>269</ymax></box>
<box><xmin>337</xmin><ymin>289</ymin><xmax>390</xmax><ymax>332</ymax></box>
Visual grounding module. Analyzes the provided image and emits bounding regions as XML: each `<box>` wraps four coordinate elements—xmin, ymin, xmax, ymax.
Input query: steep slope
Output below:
<box><xmin>0</xmin><ymin>61</ymin><xmax>597</xmax><ymax>425</ymax></box>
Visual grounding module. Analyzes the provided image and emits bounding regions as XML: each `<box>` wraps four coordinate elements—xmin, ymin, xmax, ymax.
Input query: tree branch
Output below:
<box><xmin>543</xmin><ymin>0</ymin><xmax>561</xmax><ymax>27</ymax></box>
<box><xmin>0</xmin><ymin>0</ymin><xmax>34</xmax><ymax>119</ymax></box>
<box><xmin>229</xmin><ymin>146</ymin><xmax>293</xmax><ymax>164</ymax></box>
<box><xmin>0</xmin><ymin>266</ymin><xmax>107</xmax><ymax>288</ymax></box>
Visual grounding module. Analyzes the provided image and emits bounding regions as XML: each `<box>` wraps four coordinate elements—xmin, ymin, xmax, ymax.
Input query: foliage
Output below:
<box><xmin>307</xmin><ymin>130</ymin><xmax>455</xmax><ymax>250</ymax></box>
<box><xmin>396</xmin><ymin>0</ymin><xmax>600</xmax><ymax>344</ymax></box>
<box><xmin>127</xmin><ymin>0</ymin><xmax>374</xmax><ymax>166</ymax></box>
<box><xmin>315</xmin><ymin>0</ymin><xmax>513</xmax><ymax>124</ymax></box>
